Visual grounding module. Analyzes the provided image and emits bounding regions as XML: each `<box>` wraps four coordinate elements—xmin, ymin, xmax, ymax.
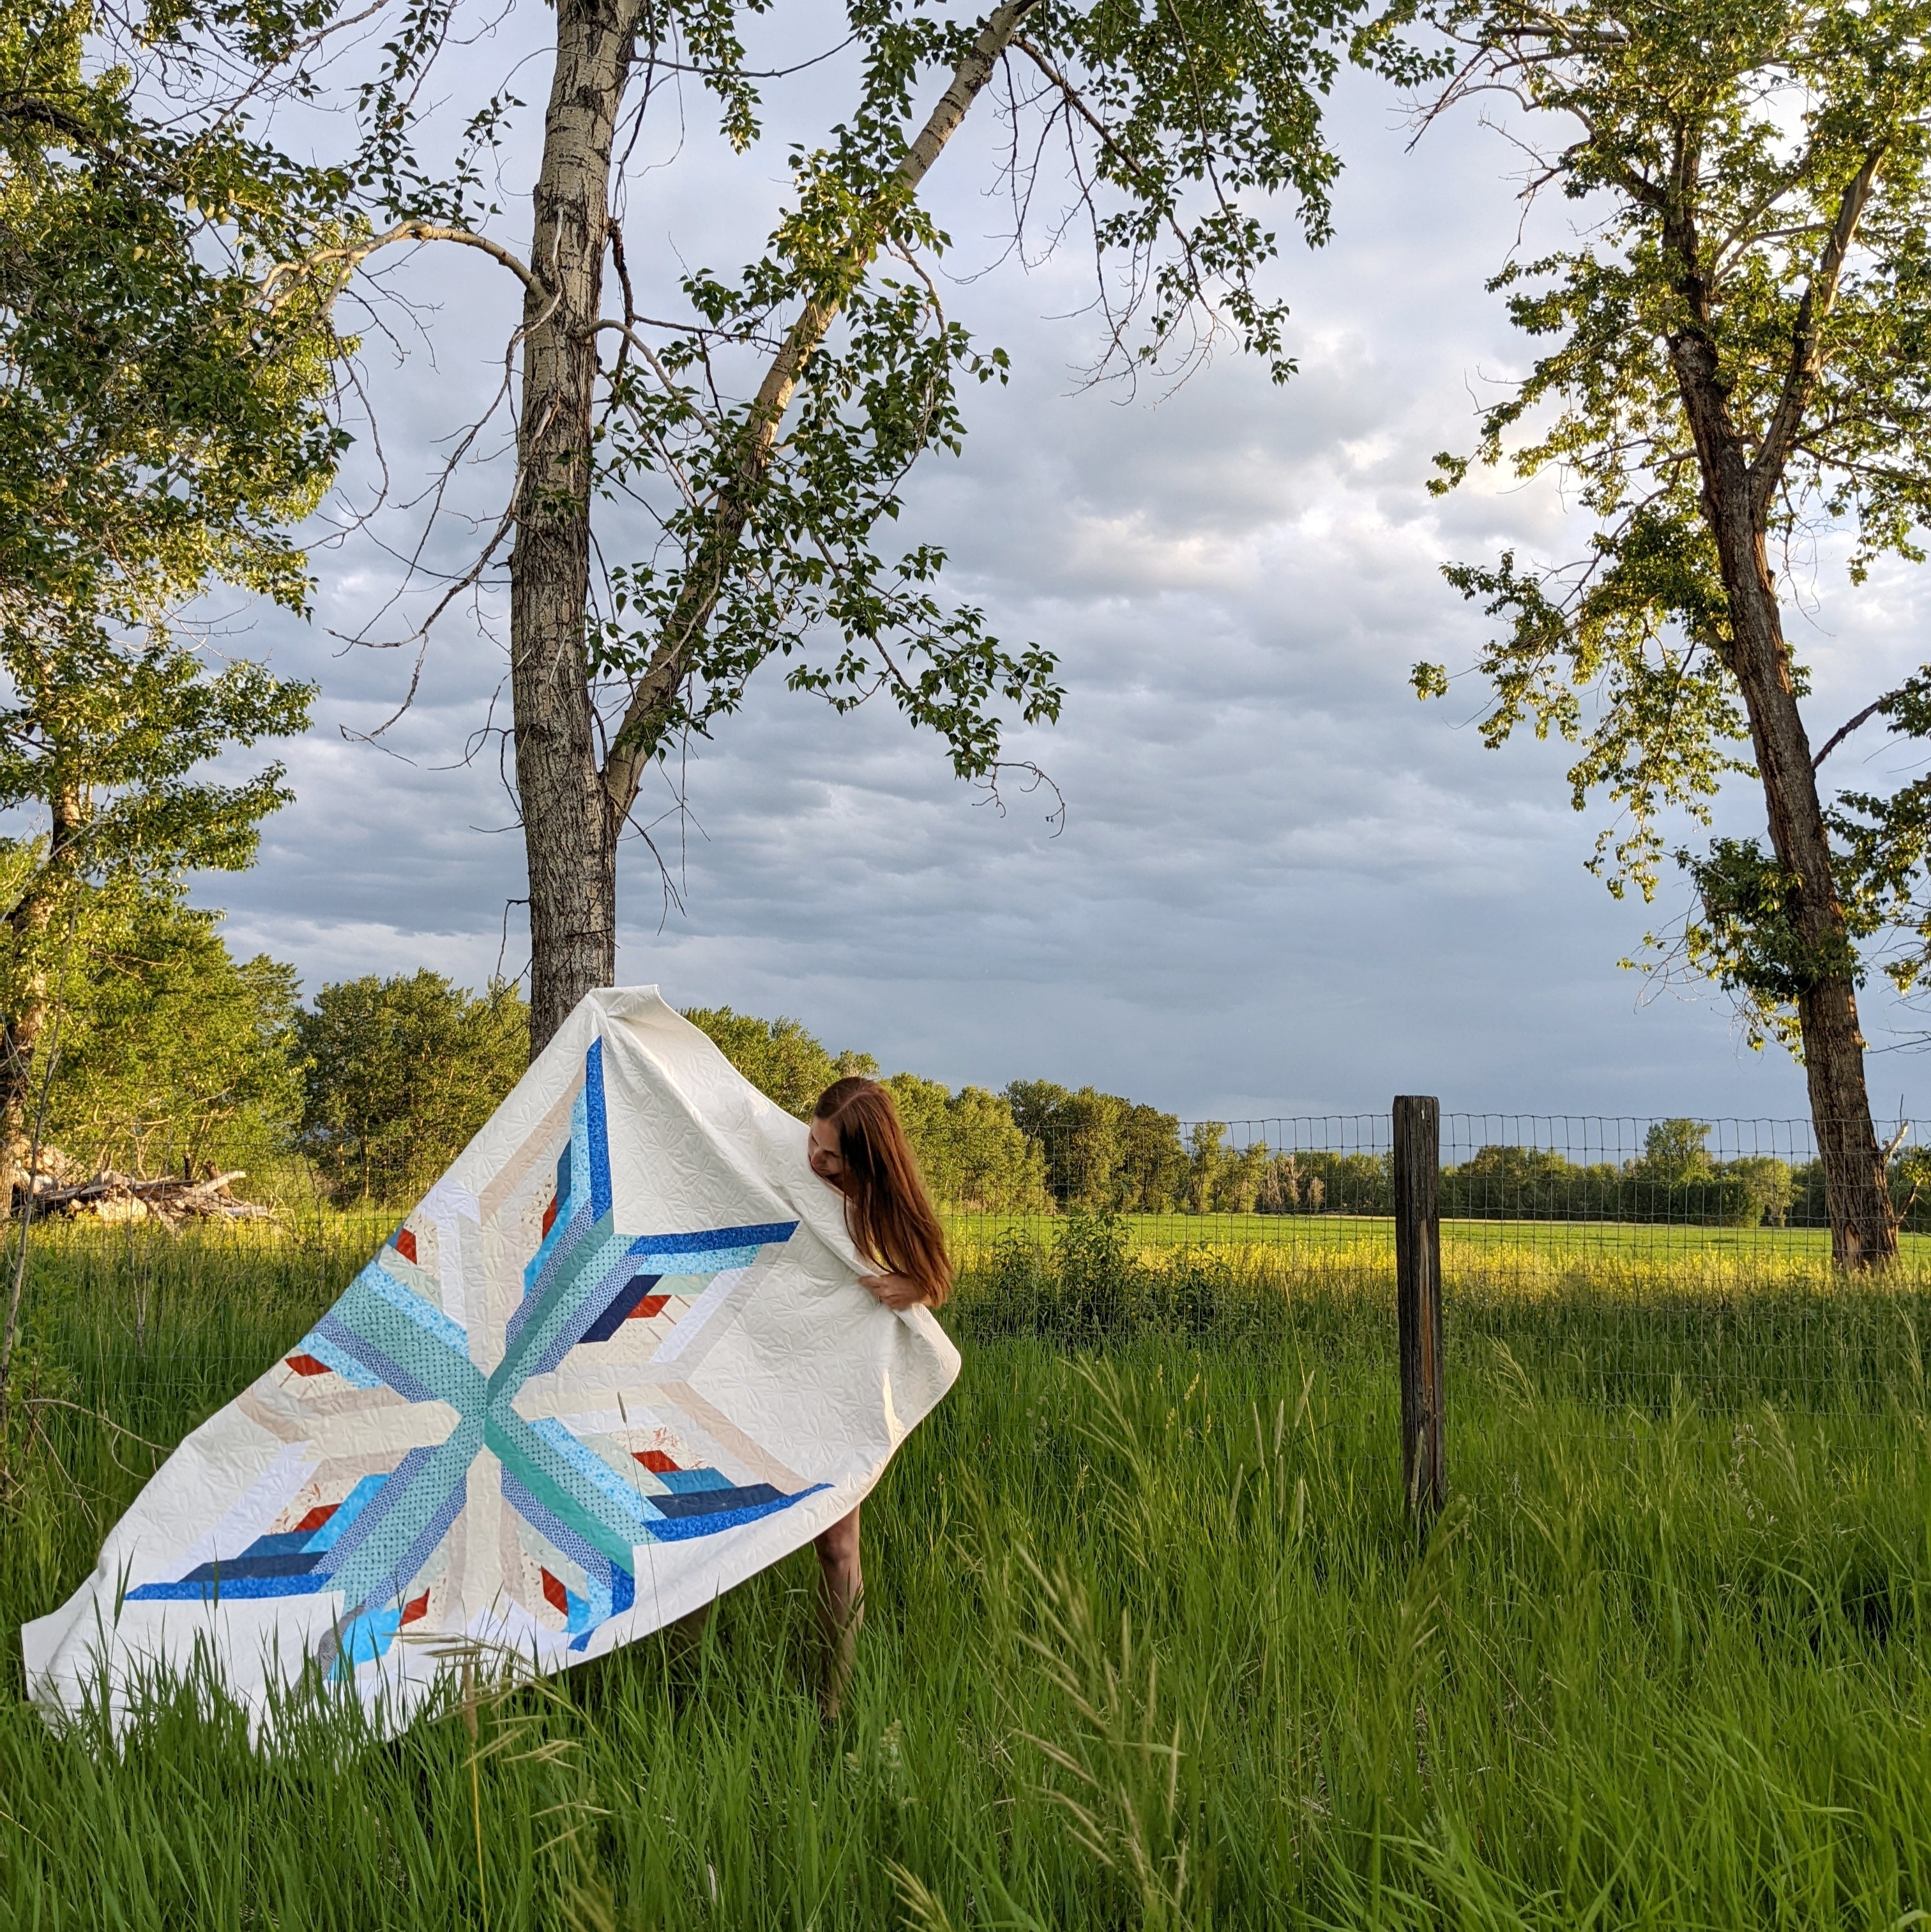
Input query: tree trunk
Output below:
<box><xmin>0</xmin><ymin>786</ymin><xmax>82</xmax><ymax>1201</ymax></box>
<box><xmin>510</xmin><ymin>0</ymin><xmax>640</xmax><ymax>1056</ymax></box>
<box><xmin>1671</xmin><ymin>330</ymin><xmax>1897</xmax><ymax>1267</ymax></box>
<box><xmin>513</xmin><ymin>0</ymin><xmax>1027</xmax><ymax>1056</ymax></box>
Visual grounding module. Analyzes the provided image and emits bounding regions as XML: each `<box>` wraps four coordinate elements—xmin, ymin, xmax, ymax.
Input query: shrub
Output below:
<box><xmin>294</xmin><ymin>974</ymin><xmax>527</xmax><ymax>1205</ymax></box>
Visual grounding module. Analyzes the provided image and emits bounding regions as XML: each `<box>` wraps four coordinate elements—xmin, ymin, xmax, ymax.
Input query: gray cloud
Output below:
<box><xmin>195</xmin><ymin>57</ymin><xmax>1931</xmax><ymax>1123</ymax></box>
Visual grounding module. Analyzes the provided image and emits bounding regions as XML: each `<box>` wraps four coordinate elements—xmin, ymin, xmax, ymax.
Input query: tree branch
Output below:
<box><xmin>260</xmin><ymin>220</ymin><xmax>543</xmax><ymax>308</ymax></box>
<box><xmin>599</xmin><ymin>0</ymin><xmax>1040</xmax><ymax>821</ymax></box>
<box><xmin>1814</xmin><ymin>681</ymin><xmax>1911</xmax><ymax>770</ymax></box>
<box><xmin>1751</xmin><ymin>144</ymin><xmax>1886</xmax><ymax>516</ymax></box>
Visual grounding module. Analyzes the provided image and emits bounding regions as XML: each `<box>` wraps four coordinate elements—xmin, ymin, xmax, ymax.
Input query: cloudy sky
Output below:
<box><xmin>201</xmin><ymin>22</ymin><xmax>1931</xmax><ymax>1126</ymax></box>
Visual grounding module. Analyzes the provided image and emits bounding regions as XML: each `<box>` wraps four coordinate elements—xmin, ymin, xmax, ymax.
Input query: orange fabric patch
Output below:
<box><xmin>541</xmin><ymin>1567</ymin><xmax>569</xmax><ymax>1615</ymax></box>
<box><xmin>285</xmin><ymin>1354</ymin><xmax>331</xmax><ymax>1377</ymax></box>
<box><xmin>395</xmin><ymin>1228</ymin><xmax>418</xmax><ymax>1264</ymax></box>
<box><xmin>627</xmin><ymin>1294</ymin><xmax>670</xmax><ymax>1321</ymax></box>
<box><xmin>294</xmin><ymin>1503</ymin><xmax>338</xmax><ymax>1534</ymax></box>
<box><xmin>400</xmin><ymin>1591</ymin><xmax>430</xmax><ymax>1627</ymax></box>
<box><xmin>634</xmin><ymin>1449</ymin><xmax>679</xmax><ymax>1473</ymax></box>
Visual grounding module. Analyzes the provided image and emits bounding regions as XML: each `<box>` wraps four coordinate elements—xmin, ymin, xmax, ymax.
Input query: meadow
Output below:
<box><xmin>4</xmin><ymin>1214</ymin><xmax>1931</xmax><ymax>1928</ymax></box>
<box><xmin>948</xmin><ymin>1208</ymin><xmax>1931</xmax><ymax>1262</ymax></box>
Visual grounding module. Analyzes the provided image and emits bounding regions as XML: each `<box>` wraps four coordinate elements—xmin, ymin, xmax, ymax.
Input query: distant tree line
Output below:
<box><xmin>27</xmin><ymin>914</ymin><xmax>1931</xmax><ymax>1229</ymax></box>
<box><xmin>29</xmin><ymin>899</ymin><xmax>531</xmax><ymax>1208</ymax></box>
<box><xmin>1439</xmin><ymin>1121</ymin><xmax>1931</xmax><ymax>1234</ymax></box>
<box><xmin>1439</xmin><ymin>1123</ymin><xmax>1801</xmax><ymax>1230</ymax></box>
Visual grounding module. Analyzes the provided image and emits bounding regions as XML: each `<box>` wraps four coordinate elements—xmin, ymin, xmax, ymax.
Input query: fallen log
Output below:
<box><xmin>19</xmin><ymin>1169</ymin><xmax>275</xmax><ymax>1224</ymax></box>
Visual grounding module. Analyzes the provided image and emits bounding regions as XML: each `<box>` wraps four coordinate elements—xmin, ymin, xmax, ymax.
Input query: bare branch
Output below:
<box><xmin>1814</xmin><ymin>681</ymin><xmax>1913</xmax><ymax>770</ymax></box>
<box><xmin>599</xmin><ymin>0</ymin><xmax>1043</xmax><ymax>821</ymax></box>
<box><xmin>1751</xmin><ymin>144</ymin><xmax>1886</xmax><ymax>513</ymax></box>
<box><xmin>261</xmin><ymin>219</ymin><xmax>543</xmax><ymax>309</ymax></box>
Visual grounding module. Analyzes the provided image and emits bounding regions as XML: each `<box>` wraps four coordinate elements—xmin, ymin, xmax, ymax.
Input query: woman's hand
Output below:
<box><xmin>859</xmin><ymin>1272</ymin><xmax>927</xmax><ymax>1311</ymax></box>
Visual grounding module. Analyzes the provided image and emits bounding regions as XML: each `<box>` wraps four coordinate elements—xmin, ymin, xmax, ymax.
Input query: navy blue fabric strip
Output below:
<box><xmin>625</xmin><ymin>1221</ymin><xmax>797</xmax><ymax>1257</ymax></box>
<box><xmin>650</xmin><ymin>1482</ymin><xmax>787</xmax><ymax>1520</ymax></box>
<box><xmin>179</xmin><ymin>1551</ymin><xmax>326</xmax><ymax>1581</ymax></box>
<box><xmin>644</xmin><ymin>1485</ymin><xmax>828</xmax><ymax>1541</ymax></box>
<box><xmin>579</xmin><ymin>1273</ymin><xmax>662</xmax><ymax>1345</ymax></box>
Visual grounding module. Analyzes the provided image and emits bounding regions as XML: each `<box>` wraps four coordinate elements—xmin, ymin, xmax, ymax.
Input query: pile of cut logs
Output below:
<box><xmin>17</xmin><ymin>1154</ymin><xmax>274</xmax><ymax>1224</ymax></box>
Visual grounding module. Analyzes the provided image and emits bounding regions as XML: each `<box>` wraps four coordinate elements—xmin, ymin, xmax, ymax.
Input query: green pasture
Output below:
<box><xmin>947</xmin><ymin>1206</ymin><xmax>1931</xmax><ymax>1263</ymax></box>
<box><xmin>4</xmin><ymin>1219</ymin><xmax>1931</xmax><ymax>1928</ymax></box>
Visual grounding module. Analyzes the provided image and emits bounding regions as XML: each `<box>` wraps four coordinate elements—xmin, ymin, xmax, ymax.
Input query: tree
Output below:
<box><xmin>1632</xmin><ymin>1118</ymin><xmax>1716</xmax><ymax>1189</ymax></box>
<box><xmin>40</xmin><ymin>889</ymin><xmax>300</xmax><ymax>1181</ymax></box>
<box><xmin>1118</xmin><ymin>1100</ymin><xmax>1192</xmax><ymax>1212</ymax></box>
<box><xmin>681</xmin><ymin>1005</ymin><xmax>1045</xmax><ymax>1205</ymax></box>
<box><xmin>323</xmin><ymin>0</ymin><xmax>1388</xmax><ymax>1052</ymax></box>
<box><xmin>681</xmin><ymin>1006</ymin><xmax>877</xmax><ymax>1116</ymax></box>
<box><xmin>1181</xmin><ymin>1124</ymin><xmax>1269</xmax><ymax>1212</ymax></box>
<box><xmin>884</xmin><ymin>1072</ymin><xmax>1048</xmax><ymax>1210</ymax></box>
<box><xmin>294</xmin><ymin>975</ymin><xmax>529</xmax><ymax>1203</ymax></box>
<box><xmin>1006</xmin><ymin>1078</ymin><xmax>1188</xmax><ymax>1209</ymax></box>
<box><xmin>0</xmin><ymin>0</ymin><xmax>350</xmax><ymax>1181</ymax></box>
<box><xmin>1007</xmin><ymin>1079</ymin><xmax>1121</xmax><ymax>1207</ymax></box>
<box><xmin>1724</xmin><ymin>1153</ymin><xmax>1794</xmax><ymax>1226</ymax></box>
<box><xmin>1414</xmin><ymin>0</ymin><xmax>1931</xmax><ymax>1265</ymax></box>
<box><xmin>1185</xmin><ymin>1121</ymin><xmax>1235</xmax><ymax>1212</ymax></box>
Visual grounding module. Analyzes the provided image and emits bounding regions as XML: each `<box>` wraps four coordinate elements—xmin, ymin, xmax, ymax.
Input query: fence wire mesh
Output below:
<box><xmin>953</xmin><ymin>1111</ymin><xmax>1931</xmax><ymax>1429</ymax></box>
<box><xmin>11</xmin><ymin>1110</ymin><xmax>1931</xmax><ymax>1454</ymax></box>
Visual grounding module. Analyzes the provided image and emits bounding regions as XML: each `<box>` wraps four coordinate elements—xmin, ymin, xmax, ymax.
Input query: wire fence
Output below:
<box><xmin>11</xmin><ymin>1111</ymin><xmax>1931</xmax><ymax>1452</ymax></box>
<box><xmin>954</xmin><ymin>1111</ymin><xmax>1931</xmax><ymax>1427</ymax></box>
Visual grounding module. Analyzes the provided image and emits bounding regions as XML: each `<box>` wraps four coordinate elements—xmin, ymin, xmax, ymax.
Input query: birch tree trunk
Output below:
<box><xmin>596</xmin><ymin>2</ymin><xmax>1038</xmax><ymax>911</ymax></box>
<box><xmin>510</xmin><ymin>1</ymin><xmax>1036</xmax><ymax>1056</ymax></box>
<box><xmin>510</xmin><ymin>0</ymin><xmax>639</xmax><ymax>1053</ymax></box>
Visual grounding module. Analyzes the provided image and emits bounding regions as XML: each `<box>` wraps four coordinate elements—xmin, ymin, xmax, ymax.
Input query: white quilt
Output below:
<box><xmin>21</xmin><ymin>987</ymin><xmax>960</xmax><ymax>1733</ymax></box>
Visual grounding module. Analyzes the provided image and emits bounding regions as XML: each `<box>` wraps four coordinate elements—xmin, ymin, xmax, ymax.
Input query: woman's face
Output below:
<box><xmin>808</xmin><ymin>1116</ymin><xmax>846</xmax><ymax>1182</ymax></box>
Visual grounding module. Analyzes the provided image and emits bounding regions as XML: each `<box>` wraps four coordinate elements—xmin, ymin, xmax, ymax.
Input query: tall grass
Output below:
<box><xmin>3</xmin><ymin>1217</ymin><xmax>1931</xmax><ymax>1927</ymax></box>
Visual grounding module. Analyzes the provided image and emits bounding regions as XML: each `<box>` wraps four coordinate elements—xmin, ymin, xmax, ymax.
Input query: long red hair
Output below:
<box><xmin>812</xmin><ymin>1077</ymin><xmax>952</xmax><ymax>1307</ymax></box>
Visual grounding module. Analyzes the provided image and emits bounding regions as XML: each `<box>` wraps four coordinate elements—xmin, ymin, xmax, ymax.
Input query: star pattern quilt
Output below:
<box><xmin>21</xmin><ymin>988</ymin><xmax>960</xmax><ymax>1733</ymax></box>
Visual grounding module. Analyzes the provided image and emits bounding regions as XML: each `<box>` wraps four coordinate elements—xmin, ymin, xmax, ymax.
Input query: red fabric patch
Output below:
<box><xmin>541</xmin><ymin>1196</ymin><xmax>559</xmax><ymax>1236</ymax></box>
<box><xmin>400</xmin><ymin>1591</ymin><xmax>430</xmax><ymax>1627</ymax></box>
<box><xmin>285</xmin><ymin>1353</ymin><xmax>331</xmax><ymax>1377</ymax></box>
<box><xmin>293</xmin><ymin>1503</ymin><xmax>338</xmax><ymax>1534</ymax></box>
<box><xmin>634</xmin><ymin>1449</ymin><xmax>679</xmax><ymax>1473</ymax></box>
<box><xmin>395</xmin><ymin>1228</ymin><xmax>418</xmax><ymax>1264</ymax></box>
<box><xmin>540</xmin><ymin>1567</ymin><xmax>570</xmax><ymax>1615</ymax></box>
<box><xmin>626</xmin><ymin>1294</ymin><xmax>669</xmax><ymax>1321</ymax></box>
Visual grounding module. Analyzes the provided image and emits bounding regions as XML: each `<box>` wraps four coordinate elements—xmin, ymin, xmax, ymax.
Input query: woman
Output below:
<box><xmin>805</xmin><ymin>1075</ymin><xmax>951</xmax><ymax>1710</ymax></box>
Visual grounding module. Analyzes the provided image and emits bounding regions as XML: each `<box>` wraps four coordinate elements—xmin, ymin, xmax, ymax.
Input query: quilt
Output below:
<box><xmin>20</xmin><ymin>987</ymin><xmax>960</xmax><ymax>1733</ymax></box>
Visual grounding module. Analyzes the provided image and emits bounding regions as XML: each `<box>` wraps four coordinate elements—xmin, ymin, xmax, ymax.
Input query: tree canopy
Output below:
<box><xmin>679</xmin><ymin>1007</ymin><xmax>878</xmax><ymax>1118</ymax></box>
<box><xmin>40</xmin><ymin>889</ymin><xmax>300</xmax><ymax>1180</ymax></box>
<box><xmin>292</xmin><ymin>975</ymin><xmax>531</xmax><ymax>1205</ymax></box>
<box><xmin>0</xmin><ymin>0</ymin><xmax>352</xmax><ymax>1173</ymax></box>
<box><xmin>1414</xmin><ymin>0</ymin><xmax>1931</xmax><ymax>1261</ymax></box>
<box><xmin>301</xmin><ymin>0</ymin><xmax>1422</xmax><ymax>1047</ymax></box>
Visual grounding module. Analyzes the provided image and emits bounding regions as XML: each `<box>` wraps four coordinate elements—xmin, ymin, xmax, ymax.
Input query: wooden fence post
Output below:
<box><xmin>1393</xmin><ymin>1095</ymin><xmax>1446</xmax><ymax>1525</ymax></box>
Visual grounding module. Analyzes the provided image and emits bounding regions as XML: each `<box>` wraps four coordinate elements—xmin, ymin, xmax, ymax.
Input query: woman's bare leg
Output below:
<box><xmin>814</xmin><ymin>1505</ymin><xmax>863</xmax><ymax>1716</ymax></box>
<box><xmin>666</xmin><ymin>1597</ymin><xmax>713</xmax><ymax>1655</ymax></box>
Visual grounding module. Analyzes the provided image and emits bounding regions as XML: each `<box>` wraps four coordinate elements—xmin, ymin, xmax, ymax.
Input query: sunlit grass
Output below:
<box><xmin>4</xmin><ymin>1217</ymin><xmax>1931</xmax><ymax>1927</ymax></box>
<box><xmin>947</xmin><ymin>1206</ymin><xmax>1931</xmax><ymax>1262</ymax></box>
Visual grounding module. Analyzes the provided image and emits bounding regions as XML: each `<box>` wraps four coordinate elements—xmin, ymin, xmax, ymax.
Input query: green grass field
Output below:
<box><xmin>947</xmin><ymin>1207</ymin><xmax>1931</xmax><ymax>1261</ymax></box>
<box><xmin>4</xmin><ymin>1217</ymin><xmax>1931</xmax><ymax>1928</ymax></box>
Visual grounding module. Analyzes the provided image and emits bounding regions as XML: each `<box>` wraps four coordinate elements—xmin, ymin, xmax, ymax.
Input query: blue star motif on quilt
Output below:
<box><xmin>128</xmin><ymin>1038</ymin><xmax>827</xmax><ymax>1673</ymax></box>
